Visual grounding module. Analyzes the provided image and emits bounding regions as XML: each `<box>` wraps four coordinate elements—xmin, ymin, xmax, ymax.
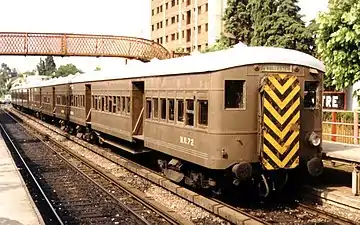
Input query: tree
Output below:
<box><xmin>36</xmin><ymin>56</ymin><xmax>56</xmax><ymax>76</ymax></box>
<box><xmin>250</xmin><ymin>0</ymin><xmax>314</xmax><ymax>55</ymax></box>
<box><xmin>316</xmin><ymin>0</ymin><xmax>360</xmax><ymax>90</ymax></box>
<box><xmin>248</xmin><ymin>0</ymin><xmax>278</xmax><ymax>46</ymax></box>
<box><xmin>55</xmin><ymin>64</ymin><xmax>83</xmax><ymax>77</ymax></box>
<box><xmin>222</xmin><ymin>0</ymin><xmax>252</xmax><ymax>45</ymax></box>
<box><xmin>202</xmin><ymin>35</ymin><xmax>233</xmax><ymax>53</ymax></box>
<box><xmin>206</xmin><ymin>0</ymin><xmax>315</xmax><ymax>55</ymax></box>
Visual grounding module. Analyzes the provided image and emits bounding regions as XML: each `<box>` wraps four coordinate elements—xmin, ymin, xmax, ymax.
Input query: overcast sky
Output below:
<box><xmin>0</xmin><ymin>0</ymin><xmax>328</xmax><ymax>74</ymax></box>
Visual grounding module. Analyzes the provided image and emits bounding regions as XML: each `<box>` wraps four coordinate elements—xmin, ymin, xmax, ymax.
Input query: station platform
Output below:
<box><xmin>322</xmin><ymin>141</ymin><xmax>360</xmax><ymax>164</ymax></box>
<box><xmin>0</xmin><ymin>131</ymin><xmax>45</xmax><ymax>225</ymax></box>
<box><xmin>322</xmin><ymin>140</ymin><xmax>360</xmax><ymax>196</ymax></box>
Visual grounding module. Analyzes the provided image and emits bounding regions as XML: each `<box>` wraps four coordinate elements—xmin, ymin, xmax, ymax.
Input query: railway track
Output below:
<box><xmin>0</xmin><ymin>109</ymin><xmax>189</xmax><ymax>225</ymax></box>
<box><xmin>6</xmin><ymin>106</ymin><xmax>359</xmax><ymax>225</ymax></box>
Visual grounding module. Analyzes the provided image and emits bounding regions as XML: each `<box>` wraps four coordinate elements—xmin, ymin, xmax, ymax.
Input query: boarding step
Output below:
<box><xmin>103</xmin><ymin>138</ymin><xmax>150</xmax><ymax>154</ymax></box>
<box><xmin>133</xmin><ymin>135</ymin><xmax>144</xmax><ymax>141</ymax></box>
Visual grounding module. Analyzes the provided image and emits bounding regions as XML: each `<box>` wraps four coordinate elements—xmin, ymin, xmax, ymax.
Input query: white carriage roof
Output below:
<box><xmin>11</xmin><ymin>45</ymin><xmax>325</xmax><ymax>90</ymax></box>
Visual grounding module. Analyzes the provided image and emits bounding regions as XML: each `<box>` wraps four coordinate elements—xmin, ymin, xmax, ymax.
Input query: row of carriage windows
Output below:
<box><xmin>92</xmin><ymin>95</ymin><xmax>131</xmax><ymax>114</ymax></box>
<box><xmin>145</xmin><ymin>98</ymin><xmax>208</xmax><ymax>126</ymax></box>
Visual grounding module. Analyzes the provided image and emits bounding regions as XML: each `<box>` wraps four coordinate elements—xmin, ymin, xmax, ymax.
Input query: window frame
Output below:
<box><xmin>197</xmin><ymin>99</ymin><xmax>208</xmax><ymax>127</ymax></box>
<box><xmin>224</xmin><ymin>79</ymin><xmax>246</xmax><ymax>111</ymax></box>
<box><xmin>304</xmin><ymin>80</ymin><xmax>320</xmax><ymax>109</ymax></box>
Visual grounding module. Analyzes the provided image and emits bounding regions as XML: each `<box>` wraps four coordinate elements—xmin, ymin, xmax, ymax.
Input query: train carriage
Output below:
<box><xmin>10</xmin><ymin>45</ymin><xmax>326</xmax><ymax>197</ymax></box>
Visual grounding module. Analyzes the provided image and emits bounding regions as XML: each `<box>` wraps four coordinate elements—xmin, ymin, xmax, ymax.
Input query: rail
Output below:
<box><xmin>0</xmin><ymin>122</ymin><xmax>64</xmax><ymax>225</ymax></box>
<box><xmin>0</xmin><ymin>32</ymin><xmax>171</xmax><ymax>62</ymax></box>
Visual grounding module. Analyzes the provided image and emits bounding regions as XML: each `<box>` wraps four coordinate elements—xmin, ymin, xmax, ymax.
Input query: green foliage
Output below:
<box><xmin>316</xmin><ymin>0</ymin><xmax>360</xmax><ymax>90</ymax></box>
<box><xmin>54</xmin><ymin>64</ymin><xmax>83</xmax><ymax>77</ymax></box>
<box><xmin>37</xmin><ymin>56</ymin><xmax>56</xmax><ymax>76</ymax></box>
<box><xmin>248</xmin><ymin>0</ymin><xmax>277</xmax><ymax>46</ymax></box>
<box><xmin>202</xmin><ymin>35</ymin><xmax>233</xmax><ymax>53</ymax></box>
<box><xmin>223</xmin><ymin>0</ymin><xmax>252</xmax><ymax>45</ymax></box>
<box><xmin>0</xmin><ymin>63</ymin><xmax>18</xmax><ymax>96</ymax></box>
<box><xmin>94</xmin><ymin>66</ymin><xmax>101</xmax><ymax>71</ymax></box>
<box><xmin>206</xmin><ymin>0</ymin><xmax>316</xmax><ymax>56</ymax></box>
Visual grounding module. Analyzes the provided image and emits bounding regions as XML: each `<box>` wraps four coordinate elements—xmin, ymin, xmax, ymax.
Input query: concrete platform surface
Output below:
<box><xmin>303</xmin><ymin>184</ymin><xmax>360</xmax><ymax>211</ymax></box>
<box><xmin>322</xmin><ymin>141</ymin><xmax>360</xmax><ymax>163</ymax></box>
<box><xmin>0</xmin><ymin>131</ymin><xmax>45</xmax><ymax>225</ymax></box>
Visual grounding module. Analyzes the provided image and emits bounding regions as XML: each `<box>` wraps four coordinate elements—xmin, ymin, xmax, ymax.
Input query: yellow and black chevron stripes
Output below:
<box><xmin>261</xmin><ymin>74</ymin><xmax>300</xmax><ymax>170</ymax></box>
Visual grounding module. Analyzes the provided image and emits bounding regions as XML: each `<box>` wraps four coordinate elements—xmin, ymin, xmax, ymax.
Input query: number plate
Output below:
<box><xmin>261</xmin><ymin>64</ymin><xmax>292</xmax><ymax>73</ymax></box>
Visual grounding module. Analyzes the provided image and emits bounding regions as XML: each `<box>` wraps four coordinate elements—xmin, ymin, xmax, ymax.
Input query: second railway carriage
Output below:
<box><xmin>11</xmin><ymin>44</ymin><xmax>326</xmax><ymax>197</ymax></box>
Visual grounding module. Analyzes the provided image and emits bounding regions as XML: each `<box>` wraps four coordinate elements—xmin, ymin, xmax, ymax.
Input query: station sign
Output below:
<box><xmin>322</xmin><ymin>92</ymin><xmax>346</xmax><ymax>110</ymax></box>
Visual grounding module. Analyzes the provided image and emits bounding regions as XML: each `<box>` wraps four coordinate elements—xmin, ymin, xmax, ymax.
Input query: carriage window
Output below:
<box><xmin>177</xmin><ymin>99</ymin><xmax>184</xmax><ymax>122</ymax></box>
<box><xmin>108</xmin><ymin>97</ymin><xmax>112</xmax><ymax>113</ymax></box>
<box><xmin>121</xmin><ymin>97</ymin><xmax>125</xmax><ymax>112</ymax></box>
<box><xmin>101</xmin><ymin>96</ymin><xmax>105</xmax><ymax>111</ymax></box>
<box><xmin>186</xmin><ymin>99</ymin><xmax>194</xmax><ymax>126</ymax></box>
<box><xmin>105</xmin><ymin>96</ymin><xmax>108</xmax><ymax>111</ymax></box>
<box><xmin>113</xmin><ymin>96</ymin><xmax>117</xmax><ymax>113</ymax></box>
<box><xmin>57</xmin><ymin>96</ymin><xmax>61</xmax><ymax>104</ymax></box>
<box><xmin>153</xmin><ymin>98</ymin><xmax>158</xmax><ymax>118</ymax></box>
<box><xmin>225</xmin><ymin>80</ymin><xmax>245</xmax><ymax>108</ymax></box>
<box><xmin>62</xmin><ymin>96</ymin><xmax>66</xmax><ymax>105</ymax></box>
<box><xmin>304</xmin><ymin>81</ymin><xmax>319</xmax><ymax>108</ymax></box>
<box><xmin>198</xmin><ymin>100</ymin><xmax>208</xmax><ymax>126</ymax></box>
<box><xmin>168</xmin><ymin>99</ymin><xmax>175</xmax><ymax>121</ymax></box>
<box><xmin>117</xmin><ymin>97</ymin><xmax>121</xmax><ymax>113</ymax></box>
<box><xmin>126</xmin><ymin>97</ymin><xmax>131</xmax><ymax>113</ymax></box>
<box><xmin>160</xmin><ymin>98</ymin><xmax>166</xmax><ymax>119</ymax></box>
<box><xmin>146</xmin><ymin>99</ymin><xmax>152</xmax><ymax>119</ymax></box>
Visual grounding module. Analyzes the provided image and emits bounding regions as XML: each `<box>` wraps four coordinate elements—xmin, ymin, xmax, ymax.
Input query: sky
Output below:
<box><xmin>0</xmin><ymin>0</ymin><xmax>328</xmax><ymax>74</ymax></box>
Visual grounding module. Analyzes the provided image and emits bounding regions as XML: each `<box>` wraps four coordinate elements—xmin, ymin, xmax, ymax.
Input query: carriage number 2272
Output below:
<box><xmin>180</xmin><ymin>136</ymin><xmax>194</xmax><ymax>146</ymax></box>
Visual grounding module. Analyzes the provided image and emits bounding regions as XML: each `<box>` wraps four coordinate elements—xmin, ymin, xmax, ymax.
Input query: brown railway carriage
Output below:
<box><xmin>10</xmin><ymin>45</ymin><xmax>326</xmax><ymax>197</ymax></box>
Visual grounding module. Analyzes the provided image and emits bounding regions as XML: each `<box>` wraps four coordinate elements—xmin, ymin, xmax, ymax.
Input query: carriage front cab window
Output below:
<box><xmin>225</xmin><ymin>80</ymin><xmax>245</xmax><ymax>109</ymax></box>
<box><xmin>304</xmin><ymin>81</ymin><xmax>319</xmax><ymax>108</ymax></box>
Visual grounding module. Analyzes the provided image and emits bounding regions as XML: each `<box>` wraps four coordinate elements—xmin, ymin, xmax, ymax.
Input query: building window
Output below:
<box><xmin>168</xmin><ymin>99</ymin><xmax>175</xmax><ymax>121</ymax></box>
<box><xmin>177</xmin><ymin>99</ymin><xmax>184</xmax><ymax>122</ymax></box>
<box><xmin>176</xmin><ymin>32</ymin><xmax>179</xmax><ymax>40</ymax></box>
<box><xmin>166</xmin><ymin>19</ymin><xmax>168</xmax><ymax>26</ymax></box>
<box><xmin>198</xmin><ymin>6</ymin><xmax>201</xmax><ymax>14</ymax></box>
<box><xmin>205</xmin><ymin>3</ymin><xmax>208</xmax><ymax>12</ymax></box>
<box><xmin>171</xmin><ymin>33</ymin><xmax>176</xmax><ymax>40</ymax></box>
<box><xmin>172</xmin><ymin>0</ymin><xmax>175</xmax><ymax>7</ymax></box>
<box><xmin>225</xmin><ymin>80</ymin><xmax>245</xmax><ymax>109</ymax></box>
<box><xmin>182</xmin><ymin>30</ymin><xmax>184</xmax><ymax>38</ymax></box>
<box><xmin>153</xmin><ymin>98</ymin><xmax>158</xmax><ymax>118</ymax></box>
<box><xmin>166</xmin><ymin>36</ymin><xmax>169</xmax><ymax>42</ymax></box>
<box><xmin>198</xmin><ymin>100</ymin><xmax>208</xmax><ymax>126</ymax></box>
<box><xmin>166</xmin><ymin>2</ymin><xmax>168</xmax><ymax>9</ymax></box>
<box><xmin>205</xmin><ymin>23</ymin><xmax>208</xmax><ymax>31</ymax></box>
<box><xmin>176</xmin><ymin>15</ymin><xmax>179</xmax><ymax>22</ymax></box>
<box><xmin>186</xmin><ymin>0</ymin><xmax>191</xmax><ymax>6</ymax></box>
<box><xmin>146</xmin><ymin>98</ymin><xmax>152</xmax><ymax>119</ymax></box>
<box><xmin>160</xmin><ymin>5</ymin><xmax>163</xmax><ymax>12</ymax></box>
<box><xmin>172</xmin><ymin>16</ymin><xmax>176</xmax><ymax>24</ymax></box>
<box><xmin>186</xmin><ymin>99</ymin><xmax>194</xmax><ymax>126</ymax></box>
<box><xmin>198</xmin><ymin>25</ymin><xmax>201</xmax><ymax>33</ymax></box>
<box><xmin>152</xmin><ymin>9</ymin><xmax>154</xmax><ymax>15</ymax></box>
<box><xmin>186</xmin><ymin>29</ymin><xmax>191</xmax><ymax>42</ymax></box>
<box><xmin>186</xmin><ymin>10</ymin><xmax>191</xmax><ymax>24</ymax></box>
<box><xmin>160</xmin><ymin>98</ymin><xmax>166</xmax><ymax>119</ymax></box>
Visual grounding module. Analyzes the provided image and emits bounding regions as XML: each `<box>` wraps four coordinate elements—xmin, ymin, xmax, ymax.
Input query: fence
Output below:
<box><xmin>322</xmin><ymin>109</ymin><xmax>359</xmax><ymax>144</ymax></box>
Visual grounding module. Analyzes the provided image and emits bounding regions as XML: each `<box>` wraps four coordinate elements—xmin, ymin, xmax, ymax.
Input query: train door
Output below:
<box><xmin>259</xmin><ymin>74</ymin><xmax>301</xmax><ymax>171</ymax></box>
<box><xmin>85</xmin><ymin>84</ymin><xmax>91</xmax><ymax>123</ymax></box>
<box><xmin>52</xmin><ymin>87</ymin><xmax>56</xmax><ymax>114</ymax></box>
<box><xmin>131</xmin><ymin>81</ymin><xmax>144</xmax><ymax>140</ymax></box>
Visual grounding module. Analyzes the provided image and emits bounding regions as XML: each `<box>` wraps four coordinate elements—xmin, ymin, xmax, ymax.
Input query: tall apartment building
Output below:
<box><xmin>150</xmin><ymin>0</ymin><xmax>228</xmax><ymax>53</ymax></box>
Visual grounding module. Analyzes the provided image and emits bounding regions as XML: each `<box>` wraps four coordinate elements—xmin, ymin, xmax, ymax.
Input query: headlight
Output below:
<box><xmin>308</xmin><ymin>132</ymin><xmax>321</xmax><ymax>147</ymax></box>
